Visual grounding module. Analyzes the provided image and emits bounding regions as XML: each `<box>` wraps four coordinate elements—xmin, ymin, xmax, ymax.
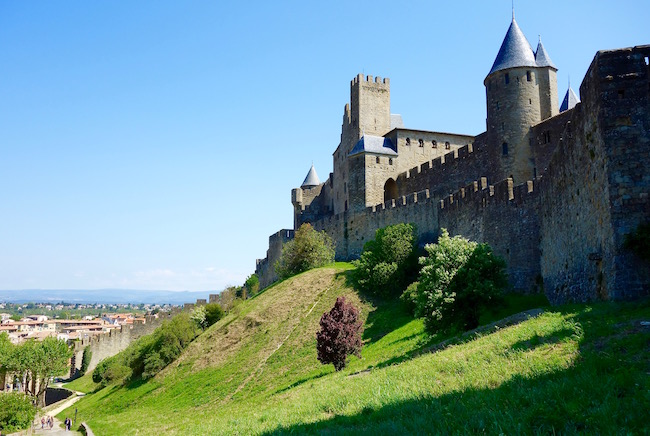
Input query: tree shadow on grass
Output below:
<box><xmin>262</xmin><ymin>301</ymin><xmax>650</xmax><ymax>435</ymax></box>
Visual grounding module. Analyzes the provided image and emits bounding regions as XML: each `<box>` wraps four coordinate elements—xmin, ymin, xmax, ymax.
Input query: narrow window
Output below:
<box><xmin>406</xmin><ymin>137</ymin><xmax>411</xmax><ymax>146</ymax></box>
<box><xmin>502</xmin><ymin>142</ymin><xmax>508</xmax><ymax>156</ymax></box>
<box><xmin>389</xmin><ymin>158</ymin><xmax>393</xmax><ymax>165</ymax></box>
<box><xmin>496</xmin><ymin>101</ymin><xmax>499</xmax><ymax>109</ymax></box>
<box><xmin>344</xmin><ymin>201</ymin><xmax>348</xmax><ymax>211</ymax></box>
<box><xmin>445</xmin><ymin>141</ymin><xmax>450</xmax><ymax>150</ymax></box>
<box><xmin>645</xmin><ymin>56</ymin><xmax>649</xmax><ymax>66</ymax></box>
<box><xmin>432</xmin><ymin>140</ymin><xmax>437</xmax><ymax>148</ymax></box>
<box><xmin>505</xmin><ymin>73</ymin><xmax>509</xmax><ymax>84</ymax></box>
<box><xmin>526</xmin><ymin>70</ymin><xmax>531</xmax><ymax>81</ymax></box>
<box><xmin>418</xmin><ymin>138</ymin><xmax>424</xmax><ymax>147</ymax></box>
<box><xmin>376</xmin><ymin>156</ymin><xmax>380</xmax><ymax>164</ymax></box>
<box><xmin>344</xmin><ymin>182</ymin><xmax>347</xmax><ymax>193</ymax></box>
<box><xmin>618</xmin><ymin>89</ymin><xmax>625</xmax><ymax>99</ymax></box>
<box><xmin>529</xmin><ymin>98</ymin><xmax>532</xmax><ymax>104</ymax></box>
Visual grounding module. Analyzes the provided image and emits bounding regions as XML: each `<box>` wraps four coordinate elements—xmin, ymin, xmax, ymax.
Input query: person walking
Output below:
<box><xmin>41</xmin><ymin>417</ymin><xmax>45</xmax><ymax>429</ymax></box>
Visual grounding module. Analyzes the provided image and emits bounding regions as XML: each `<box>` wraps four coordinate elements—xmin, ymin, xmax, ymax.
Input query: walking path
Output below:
<box><xmin>9</xmin><ymin>386</ymin><xmax>85</xmax><ymax>436</ymax></box>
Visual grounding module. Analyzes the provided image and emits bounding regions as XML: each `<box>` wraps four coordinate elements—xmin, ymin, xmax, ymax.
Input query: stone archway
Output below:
<box><xmin>384</xmin><ymin>178</ymin><xmax>398</xmax><ymax>203</ymax></box>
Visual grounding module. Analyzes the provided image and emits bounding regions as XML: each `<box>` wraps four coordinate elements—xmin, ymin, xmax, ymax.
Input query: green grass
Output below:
<box><xmin>60</xmin><ymin>265</ymin><xmax>650</xmax><ymax>434</ymax></box>
<box><xmin>63</xmin><ymin>372</ymin><xmax>99</xmax><ymax>394</ymax></box>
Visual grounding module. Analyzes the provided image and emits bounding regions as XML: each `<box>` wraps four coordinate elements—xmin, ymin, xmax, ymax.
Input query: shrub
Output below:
<box><xmin>418</xmin><ymin>229</ymin><xmax>507</xmax><ymax>333</ymax></box>
<box><xmin>400</xmin><ymin>281</ymin><xmax>421</xmax><ymax>315</ymax></box>
<box><xmin>204</xmin><ymin>303</ymin><xmax>225</xmax><ymax>327</ymax></box>
<box><xmin>316</xmin><ymin>296</ymin><xmax>363</xmax><ymax>371</ymax></box>
<box><xmin>244</xmin><ymin>273</ymin><xmax>260</xmax><ymax>296</ymax></box>
<box><xmin>0</xmin><ymin>392</ymin><xmax>37</xmax><ymax>433</ymax></box>
<box><xmin>624</xmin><ymin>222</ymin><xmax>650</xmax><ymax>263</ymax></box>
<box><xmin>80</xmin><ymin>347</ymin><xmax>92</xmax><ymax>375</ymax></box>
<box><xmin>276</xmin><ymin>223</ymin><xmax>335</xmax><ymax>279</ymax></box>
<box><xmin>353</xmin><ymin>223</ymin><xmax>418</xmax><ymax>297</ymax></box>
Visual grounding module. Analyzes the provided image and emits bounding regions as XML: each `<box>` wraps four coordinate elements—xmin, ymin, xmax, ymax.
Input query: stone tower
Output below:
<box><xmin>485</xmin><ymin>17</ymin><xmax>558</xmax><ymax>183</ymax></box>
<box><xmin>332</xmin><ymin>74</ymin><xmax>391</xmax><ymax>214</ymax></box>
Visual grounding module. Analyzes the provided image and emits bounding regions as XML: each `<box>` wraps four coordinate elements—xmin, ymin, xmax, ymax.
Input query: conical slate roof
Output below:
<box><xmin>535</xmin><ymin>39</ymin><xmax>556</xmax><ymax>69</ymax></box>
<box><xmin>560</xmin><ymin>87</ymin><xmax>580</xmax><ymax>112</ymax></box>
<box><xmin>488</xmin><ymin>18</ymin><xmax>537</xmax><ymax>76</ymax></box>
<box><xmin>301</xmin><ymin>164</ymin><xmax>320</xmax><ymax>188</ymax></box>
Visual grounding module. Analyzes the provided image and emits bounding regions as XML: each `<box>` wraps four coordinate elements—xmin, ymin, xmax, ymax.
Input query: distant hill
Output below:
<box><xmin>0</xmin><ymin>289</ymin><xmax>216</xmax><ymax>305</ymax></box>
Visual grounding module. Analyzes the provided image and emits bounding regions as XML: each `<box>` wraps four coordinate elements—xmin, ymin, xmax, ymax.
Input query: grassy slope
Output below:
<box><xmin>62</xmin><ymin>265</ymin><xmax>650</xmax><ymax>434</ymax></box>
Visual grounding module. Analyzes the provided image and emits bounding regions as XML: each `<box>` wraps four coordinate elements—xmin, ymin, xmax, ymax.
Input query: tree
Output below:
<box><xmin>204</xmin><ymin>303</ymin><xmax>225</xmax><ymax>327</ymax></box>
<box><xmin>316</xmin><ymin>297</ymin><xmax>363</xmax><ymax>371</ymax></box>
<box><xmin>353</xmin><ymin>223</ymin><xmax>419</xmax><ymax>297</ymax></box>
<box><xmin>418</xmin><ymin>229</ymin><xmax>507</xmax><ymax>333</ymax></box>
<box><xmin>276</xmin><ymin>223</ymin><xmax>335</xmax><ymax>279</ymax></box>
<box><xmin>190</xmin><ymin>305</ymin><xmax>208</xmax><ymax>330</ymax></box>
<box><xmin>0</xmin><ymin>392</ymin><xmax>37</xmax><ymax>433</ymax></box>
<box><xmin>244</xmin><ymin>273</ymin><xmax>260</xmax><ymax>296</ymax></box>
<box><xmin>6</xmin><ymin>337</ymin><xmax>72</xmax><ymax>407</ymax></box>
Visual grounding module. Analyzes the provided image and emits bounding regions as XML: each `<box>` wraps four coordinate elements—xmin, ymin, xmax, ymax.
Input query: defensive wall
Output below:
<box><xmin>256</xmin><ymin>45</ymin><xmax>650</xmax><ymax>304</ymax></box>
<box><xmin>70</xmin><ymin>311</ymin><xmax>177</xmax><ymax>376</ymax></box>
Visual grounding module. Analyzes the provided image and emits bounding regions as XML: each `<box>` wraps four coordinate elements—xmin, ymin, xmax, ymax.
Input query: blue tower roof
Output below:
<box><xmin>349</xmin><ymin>135</ymin><xmax>397</xmax><ymax>157</ymax></box>
<box><xmin>560</xmin><ymin>87</ymin><xmax>580</xmax><ymax>112</ymax></box>
<box><xmin>301</xmin><ymin>164</ymin><xmax>320</xmax><ymax>188</ymax></box>
<box><xmin>488</xmin><ymin>18</ymin><xmax>537</xmax><ymax>76</ymax></box>
<box><xmin>535</xmin><ymin>38</ymin><xmax>557</xmax><ymax>69</ymax></box>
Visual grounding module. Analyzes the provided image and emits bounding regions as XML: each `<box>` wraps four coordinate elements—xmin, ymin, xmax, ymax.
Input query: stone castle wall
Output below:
<box><xmin>257</xmin><ymin>45</ymin><xmax>650</xmax><ymax>305</ymax></box>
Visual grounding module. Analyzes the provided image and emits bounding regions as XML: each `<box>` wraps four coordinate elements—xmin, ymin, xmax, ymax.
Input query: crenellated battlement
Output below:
<box><xmin>351</xmin><ymin>74</ymin><xmax>390</xmax><ymax>86</ymax></box>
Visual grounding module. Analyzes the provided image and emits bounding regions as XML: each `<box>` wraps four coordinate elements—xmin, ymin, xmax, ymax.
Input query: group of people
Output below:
<box><xmin>39</xmin><ymin>415</ymin><xmax>73</xmax><ymax>431</ymax></box>
<box><xmin>40</xmin><ymin>416</ymin><xmax>54</xmax><ymax>430</ymax></box>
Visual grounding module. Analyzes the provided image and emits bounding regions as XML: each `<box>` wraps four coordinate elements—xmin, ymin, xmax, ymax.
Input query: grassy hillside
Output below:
<box><xmin>62</xmin><ymin>264</ymin><xmax>650</xmax><ymax>434</ymax></box>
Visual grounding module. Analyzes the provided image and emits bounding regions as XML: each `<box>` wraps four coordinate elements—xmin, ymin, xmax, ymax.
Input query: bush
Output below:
<box><xmin>418</xmin><ymin>229</ymin><xmax>507</xmax><ymax>333</ymax></box>
<box><xmin>92</xmin><ymin>312</ymin><xmax>201</xmax><ymax>385</ymax></box>
<box><xmin>353</xmin><ymin>223</ymin><xmax>418</xmax><ymax>297</ymax></box>
<box><xmin>0</xmin><ymin>392</ymin><xmax>37</xmax><ymax>433</ymax></box>
<box><xmin>80</xmin><ymin>347</ymin><xmax>92</xmax><ymax>375</ymax></box>
<box><xmin>276</xmin><ymin>223</ymin><xmax>335</xmax><ymax>279</ymax></box>
<box><xmin>316</xmin><ymin>296</ymin><xmax>364</xmax><ymax>371</ymax></box>
<box><xmin>624</xmin><ymin>222</ymin><xmax>650</xmax><ymax>263</ymax></box>
<box><xmin>190</xmin><ymin>305</ymin><xmax>208</xmax><ymax>330</ymax></box>
<box><xmin>400</xmin><ymin>281</ymin><xmax>421</xmax><ymax>315</ymax></box>
<box><xmin>244</xmin><ymin>273</ymin><xmax>260</xmax><ymax>296</ymax></box>
<box><xmin>204</xmin><ymin>303</ymin><xmax>225</xmax><ymax>327</ymax></box>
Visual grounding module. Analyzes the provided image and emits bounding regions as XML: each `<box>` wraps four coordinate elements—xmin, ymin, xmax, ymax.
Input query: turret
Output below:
<box><xmin>484</xmin><ymin>17</ymin><xmax>558</xmax><ymax>183</ymax></box>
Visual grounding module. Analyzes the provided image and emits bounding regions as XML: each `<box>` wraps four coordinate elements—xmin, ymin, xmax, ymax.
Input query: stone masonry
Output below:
<box><xmin>256</xmin><ymin>17</ymin><xmax>650</xmax><ymax>304</ymax></box>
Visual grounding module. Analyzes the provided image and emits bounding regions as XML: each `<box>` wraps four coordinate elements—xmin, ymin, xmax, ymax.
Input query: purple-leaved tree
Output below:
<box><xmin>316</xmin><ymin>296</ymin><xmax>363</xmax><ymax>371</ymax></box>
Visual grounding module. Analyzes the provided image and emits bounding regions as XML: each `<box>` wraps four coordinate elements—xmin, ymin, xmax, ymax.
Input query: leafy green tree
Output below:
<box><xmin>276</xmin><ymin>223</ymin><xmax>335</xmax><ymax>279</ymax></box>
<box><xmin>190</xmin><ymin>305</ymin><xmax>208</xmax><ymax>330</ymax></box>
<box><xmin>0</xmin><ymin>392</ymin><xmax>37</xmax><ymax>433</ymax></box>
<box><xmin>204</xmin><ymin>303</ymin><xmax>225</xmax><ymax>327</ymax></box>
<box><xmin>6</xmin><ymin>337</ymin><xmax>72</xmax><ymax>407</ymax></box>
<box><xmin>418</xmin><ymin>229</ymin><xmax>507</xmax><ymax>333</ymax></box>
<box><xmin>244</xmin><ymin>273</ymin><xmax>260</xmax><ymax>296</ymax></box>
<box><xmin>353</xmin><ymin>223</ymin><xmax>419</xmax><ymax>297</ymax></box>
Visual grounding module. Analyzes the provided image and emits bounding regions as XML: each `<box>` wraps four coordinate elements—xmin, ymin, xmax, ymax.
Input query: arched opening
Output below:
<box><xmin>384</xmin><ymin>178</ymin><xmax>398</xmax><ymax>203</ymax></box>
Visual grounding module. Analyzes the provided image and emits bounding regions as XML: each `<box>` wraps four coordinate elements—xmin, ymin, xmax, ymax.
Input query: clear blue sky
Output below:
<box><xmin>1</xmin><ymin>1</ymin><xmax>647</xmax><ymax>292</ymax></box>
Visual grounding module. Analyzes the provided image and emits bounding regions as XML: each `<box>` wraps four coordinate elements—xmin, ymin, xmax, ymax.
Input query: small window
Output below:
<box><xmin>432</xmin><ymin>140</ymin><xmax>437</xmax><ymax>148</ymax></box>
<box><xmin>529</xmin><ymin>98</ymin><xmax>532</xmax><ymax>104</ymax></box>
<box><xmin>526</xmin><ymin>70</ymin><xmax>531</xmax><ymax>81</ymax></box>
<box><xmin>502</xmin><ymin>142</ymin><xmax>508</xmax><ymax>156</ymax></box>
<box><xmin>645</xmin><ymin>56</ymin><xmax>649</xmax><ymax>66</ymax></box>
<box><xmin>344</xmin><ymin>201</ymin><xmax>348</xmax><ymax>211</ymax></box>
<box><xmin>496</xmin><ymin>101</ymin><xmax>499</xmax><ymax>109</ymax></box>
<box><xmin>406</xmin><ymin>137</ymin><xmax>411</xmax><ymax>146</ymax></box>
<box><xmin>376</xmin><ymin>156</ymin><xmax>380</xmax><ymax>164</ymax></box>
<box><xmin>418</xmin><ymin>138</ymin><xmax>424</xmax><ymax>147</ymax></box>
<box><xmin>344</xmin><ymin>182</ymin><xmax>347</xmax><ymax>193</ymax></box>
<box><xmin>445</xmin><ymin>141</ymin><xmax>450</xmax><ymax>150</ymax></box>
<box><xmin>505</xmin><ymin>73</ymin><xmax>510</xmax><ymax>84</ymax></box>
<box><xmin>618</xmin><ymin>89</ymin><xmax>625</xmax><ymax>99</ymax></box>
<box><xmin>389</xmin><ymin>158</ymin><xmax>393</xmax><ymax>165</ymax></box>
